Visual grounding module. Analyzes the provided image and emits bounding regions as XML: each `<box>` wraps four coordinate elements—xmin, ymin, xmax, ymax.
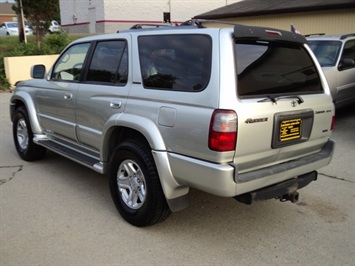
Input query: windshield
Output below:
<box><xmin>236</xmin><ymin>41</ymin><xmax>323</xmax><ymax>97</ymax></box>
<box><xmin>307</xmin><ymin>40</ymin><xmax>342</xmax><ymax>67</ymax></box>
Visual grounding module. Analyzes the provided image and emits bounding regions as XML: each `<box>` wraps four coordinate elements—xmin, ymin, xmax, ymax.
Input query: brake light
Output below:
<box><xmin>330</xmin><ymin>115</ymin><xmax>335</xmax><ymax>131</ymax></box>
<box><xmin>265</xmin><ymin>30</ymin><xmax>282</xmax><ymax>36</ymax></box>
<box><xmin>209</xmin><ymin>110</ymin><xmax>237</xmax><ymax>151</ymax></box>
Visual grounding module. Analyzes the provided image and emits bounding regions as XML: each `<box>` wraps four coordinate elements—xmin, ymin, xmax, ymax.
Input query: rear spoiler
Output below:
<box><xmin>182</xmin><ymin>19</ymin><xmax>306</xmax><ymax>44</ymax></box>
<box><xmin>234</xmin><ymin>24</ymin><xmax>306</xmax><ymax>44</ymax></box>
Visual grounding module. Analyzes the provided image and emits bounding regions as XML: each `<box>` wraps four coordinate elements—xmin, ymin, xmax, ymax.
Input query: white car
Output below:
<box><xmin>0</xmin><ymin>22</ymin><xmax>33</xmax><ymax>36</ymax></box>
<box><xmin>32</xmin><ymin>20</ymin><xmax>61</xmax><ymax>34</ymax></box>
<box><xmin>48</xmin><ymin>20</ymin><xmax>61</xmax><ymax>33</ymax></box>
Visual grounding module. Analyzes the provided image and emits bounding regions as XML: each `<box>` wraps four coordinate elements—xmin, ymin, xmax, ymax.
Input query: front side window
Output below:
<box><xmin>87</xmin><ymin>40</ymin><xmax>128</xmax><ymax>85</ymax></box>
<box><xmin>138</xmin><ymin>34</ymin><xmax>212</xmax><ymax>92</ymax></box>
<box><xmin>236</xmin><ymin>42</ymin><xmax>323</xmax><ymax>97</ymax></box>
<box><xmin>307</xmin><ymin>40</ymin><xmax>342</xmax><ymax>67</ymax></box>
<box><xmin>52</xmin><ymin>43</ymin><xmax>90</xmax><ymax>81</ymax></box>
<box><xmin>339</xmin><ymin>39</ymin><xmax>355</xmax><ymax>70</ymax></box>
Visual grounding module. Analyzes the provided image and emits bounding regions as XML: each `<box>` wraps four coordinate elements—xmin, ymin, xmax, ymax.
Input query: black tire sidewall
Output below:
<box><xmin>109</xmin><ymin>141</ymin><xmax>166</xmax><ymax>226</ymax></box>
<box><xmin>12</xmin><ymin>106</ymin><xmax>46</xmax><ymax>161</ymax></box>
<box><xmin>13</xmin><ymin>107</ymin><xmax>31</xmax><ymax>156</ymax></box>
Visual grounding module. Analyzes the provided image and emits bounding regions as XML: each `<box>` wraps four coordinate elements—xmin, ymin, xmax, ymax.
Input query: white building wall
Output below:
<box><xmin>60</xmin><ymin>0</ymin><xmax>241</xmax><ymax>33</ymax></box>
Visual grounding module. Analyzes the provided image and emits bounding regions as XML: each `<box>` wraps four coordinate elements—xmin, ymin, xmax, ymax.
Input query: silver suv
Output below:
<box><xmin>10</xmin><ymin>21</ymin><xmax>335</xmax><ymax>226</ymax></box>
<box><xmin>307</xmin><ymin>33</ymin><xmax>355</xmax><ymax>108</ymax></box>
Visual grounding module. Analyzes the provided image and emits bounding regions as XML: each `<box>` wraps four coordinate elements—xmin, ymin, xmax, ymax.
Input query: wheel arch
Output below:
<box><xmin>10</xmin><ymin>91</ymin><xmax>42</xmax><ymax>134</ymax></box>
<box><xmin>102</xmin><ymin>116</ymin><xmax>189</xmax><ymax>211</ymax></box>
<box><xmin>101</xmin><ymin>114</ymin><xmax>167</xmax><ymax>162</ymax></box>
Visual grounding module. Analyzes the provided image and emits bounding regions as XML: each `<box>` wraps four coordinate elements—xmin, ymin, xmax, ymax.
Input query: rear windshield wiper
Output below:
<box><xmin>258</xmin><ymin>95</ymin><xmax>304</xmax><ymax>105</ymax></box>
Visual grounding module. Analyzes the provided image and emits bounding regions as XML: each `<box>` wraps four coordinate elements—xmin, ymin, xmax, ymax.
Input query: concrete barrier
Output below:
<box><xmin>4</xmin><ymin>54</ymin><xmax>59</xmax><ymax>87</ymax></box>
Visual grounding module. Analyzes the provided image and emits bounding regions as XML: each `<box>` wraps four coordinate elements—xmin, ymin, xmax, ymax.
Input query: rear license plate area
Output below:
<box><xmin>280</xmin><ymin>118</ymin><xmax>302</xmax><ymax>142</ymax></box>
<box><xmin>272</xmin><ymin>110</ymin><xmax>313</xmax><ymax>148</ymax></box>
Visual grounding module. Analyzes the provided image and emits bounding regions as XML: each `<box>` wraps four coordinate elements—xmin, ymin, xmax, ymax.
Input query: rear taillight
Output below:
<box><xmin>331</xmin><ymin>115</ymin><xmax>335</xmax><ymax>131</ymax></box>
<box><xmin>209</xmin><ymin>110</ymin><xmax>237</xmax><ymax>151</ymax></box>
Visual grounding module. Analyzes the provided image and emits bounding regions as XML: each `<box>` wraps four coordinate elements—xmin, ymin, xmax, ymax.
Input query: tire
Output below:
<box><xmin>13</xmin><ymin>106</ymin><xmax>46</xmax><ymax>161</ymax></box>
<box><xmin>109</xmin><ymin>140</ymin><xmax>170</xmax><ymax>227</ymax></box>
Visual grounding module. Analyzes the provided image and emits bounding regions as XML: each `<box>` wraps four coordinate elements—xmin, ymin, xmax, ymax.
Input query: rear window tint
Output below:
<box><xmin>138</xmin><ymin>34</ymin><xmax>212</xmax><ymax>92</ymax></box>
<box><xmin>236</xmin><ymin>42</ymin><xmax>323</xmax><ymax>97</ymax></box>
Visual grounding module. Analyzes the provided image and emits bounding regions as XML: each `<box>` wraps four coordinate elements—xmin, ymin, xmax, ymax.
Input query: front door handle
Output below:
<box><xmin>64</xmin><ymin>93</ymin><xmax>73</xmax><ymax>100</ymax></box>
<box><xmin>110</xmin><ymin>101</ymin><xmax>122</xmax><ymax>109</ymax></box>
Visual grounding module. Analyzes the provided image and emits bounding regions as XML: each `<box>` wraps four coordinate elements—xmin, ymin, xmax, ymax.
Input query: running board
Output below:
<box><xmin>35</xmin><ymin>139</ymin><xmax>105</xmax><ymax>174</ymax></box>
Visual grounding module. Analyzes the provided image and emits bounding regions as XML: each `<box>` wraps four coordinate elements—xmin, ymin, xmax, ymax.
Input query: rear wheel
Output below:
<box><xmin>12</xmin><ymin>106</ymin><xmax>46</xmax><ymax>161</ymax></box>
<box><xmin>109</xmin><ymin>140</ymin><xmax>170</xmax><ymax>227</ymax></box>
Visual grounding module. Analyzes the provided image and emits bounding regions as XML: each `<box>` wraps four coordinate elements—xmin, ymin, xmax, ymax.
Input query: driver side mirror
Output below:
<box><xmin>31</xmin><ymin>64</ymin><xmax>46</xmax><ymax>79</ymax></box>
<box><xmin>338</xmin><ymin>58</ymin><xmax>355</xmax><ymax>71</ymax></box>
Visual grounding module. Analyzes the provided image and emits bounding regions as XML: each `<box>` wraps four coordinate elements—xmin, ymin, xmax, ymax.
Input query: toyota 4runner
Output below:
<box><xmin>10</xmin><ymin>21</ymin><xmax>335</xmax><ymax>227</ymax></box>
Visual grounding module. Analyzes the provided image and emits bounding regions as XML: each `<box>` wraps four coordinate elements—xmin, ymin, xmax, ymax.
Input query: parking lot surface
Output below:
<box><xmin>1</xmin><ymin>92</ymin><xmax>354</xmax><ymax>265</ymax></box>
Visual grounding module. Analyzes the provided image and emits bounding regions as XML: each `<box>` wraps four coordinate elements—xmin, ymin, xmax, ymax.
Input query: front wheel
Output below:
<box><xmin>109</xmin><ymin>140</ymin><xmax>170</xmax><ymax>227</ymax></box>
<box><xmin>12</xmin><ymin>106</ymin><xmax>46</xmax><ymax>161</ymax></box>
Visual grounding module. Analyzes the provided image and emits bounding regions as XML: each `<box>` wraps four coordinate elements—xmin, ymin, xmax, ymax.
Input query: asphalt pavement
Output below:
<box><xmin>1</xmin><ymin>92</ymin><xmax>354</xmax><ymax>265</ymax></box>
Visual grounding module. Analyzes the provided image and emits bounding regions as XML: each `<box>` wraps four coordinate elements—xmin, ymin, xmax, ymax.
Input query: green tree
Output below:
<box><xmin>13</xmin><ymin>0</ymin><xmax>60</xmax><ymax>48</ymax></box>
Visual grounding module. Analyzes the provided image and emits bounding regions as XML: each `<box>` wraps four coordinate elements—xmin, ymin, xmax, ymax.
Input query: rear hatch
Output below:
<box><xmin>232</xmin><ymin>25</ymin><xmax>334</xmax><ymax>173</ymax></box>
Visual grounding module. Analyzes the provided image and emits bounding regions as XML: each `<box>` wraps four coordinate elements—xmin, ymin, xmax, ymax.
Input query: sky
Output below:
<box><xmin>0</xmin><ymin>0</ymin><xmax>16</xmax><ymax>3</ymax></box>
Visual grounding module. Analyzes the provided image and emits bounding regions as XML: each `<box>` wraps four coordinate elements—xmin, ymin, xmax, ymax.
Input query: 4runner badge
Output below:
<box><xmin>245</xmin><ymin>117</ymin><xmax>268</xmax><ymax>124</ymax></box>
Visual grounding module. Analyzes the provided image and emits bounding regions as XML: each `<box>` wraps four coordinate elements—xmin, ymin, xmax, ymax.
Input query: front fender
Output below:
<box><xmin>10</xmin><ymin>90</ymin><xmax>42</xmax><ymax>134</ymax></box>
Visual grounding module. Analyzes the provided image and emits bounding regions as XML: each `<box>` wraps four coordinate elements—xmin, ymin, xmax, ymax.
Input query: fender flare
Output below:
<box><xmin>101</xmin><ymin>113</ymin><xmax>167</xmax><ymax>161</ymax></box>
<box><xmin>10</xmin><ymin>91</ymin><xmax>42</xmax><ymax>134</ymax></box>
<box><xmin>101</xmin><ymin>113</ymin><xmax>190</xmax><ymax>211</ymax></box>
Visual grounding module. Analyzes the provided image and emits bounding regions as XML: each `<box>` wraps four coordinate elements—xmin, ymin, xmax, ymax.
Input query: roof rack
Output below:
<box><xmin>304</xmin><ymin>33</ymin><xmax>325</xmax><ymax>37</ymax></box>
<box><xmin>130</xmin><ymin>23</ymin><xmax>175</xmax><ymax>29</ymax></box>
<box><xmin>180</xmin><ymin>19</ymin><xmax>240</xmax><ymax>28</ymax></box>
<box><xmin>340</xmin><ymin>33</ymin><xmax>355</xmax><ymax>40</ymax></box>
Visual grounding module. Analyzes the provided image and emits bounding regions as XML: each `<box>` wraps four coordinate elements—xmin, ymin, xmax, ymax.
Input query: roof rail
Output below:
<box><xmin>180</xmin><ymin>19</ymin><xmax>240</xmax><ymax>28</ymax></box>
<box><xmin>304</xmin><ymin>33</ymin><xmax>325</xmax><ymax>37</ymax></box>
<box><xmin>130</xmin><ymin>23</ymin><xmax>175</xmax><ymax>29</ymax></box>
<box><xmin>179</xmin><ymin>19</ymin><xmax>205</xmax><ymax>28</ymax></box>
<box><xmin>340</xmin><ymin>33</ymin><xmax>355</xmax><ymax>40</ymax></box>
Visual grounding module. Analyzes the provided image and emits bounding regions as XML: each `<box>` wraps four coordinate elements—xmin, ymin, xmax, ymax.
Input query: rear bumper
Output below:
<box><xmin>168</xmin><ymin>139</ymin><xmax>335</xmax><ymax>197</ymax></box>
<box><xmin>235</xmin><ymin>140</ymin><xmax>335</xmax><ymax>183</ymax></box>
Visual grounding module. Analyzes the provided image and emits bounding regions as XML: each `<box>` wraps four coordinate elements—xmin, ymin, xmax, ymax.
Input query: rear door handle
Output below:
<box><xmin>110</xmin><ymin>100</ymin><xmax>122</xmax><ymax>109</ymax></box>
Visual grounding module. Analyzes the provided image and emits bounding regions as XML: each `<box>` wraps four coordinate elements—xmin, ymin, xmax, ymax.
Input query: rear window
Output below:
<box><xmin>138</xmin><ymin>34</ymin><xmax>212</xmax><ymax>92</ymax></box>
<box><xmin>236</xmin><ymin>41</ymin><xmax>323</xmax><ymax>97</ymax></box>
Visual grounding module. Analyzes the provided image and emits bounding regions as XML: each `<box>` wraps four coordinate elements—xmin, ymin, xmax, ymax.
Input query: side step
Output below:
<box><xmin>36</xmin><ymin>139</ymin><xmax>105</xmax><ymax>174</ymax></box>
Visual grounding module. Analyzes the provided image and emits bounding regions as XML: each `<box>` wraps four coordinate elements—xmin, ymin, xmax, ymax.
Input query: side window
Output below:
<box><xmin>86</xmin><ymin>40</ymin><xmax>128</xmax><ymax>85</ymax></box>
<box><xmin>339</xmin><ymin>40</ymin><xmax>355</xmax><ymax>71</ymax></box>
<box><xmin>52</xmin><ymin>43</ymin><xmax>90</xmax><ymax>81</ymax></box>
<box><xmin>138</xmin><ymin>34</ymin><xmax>212</xmax><ymax>92</ymax></box>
